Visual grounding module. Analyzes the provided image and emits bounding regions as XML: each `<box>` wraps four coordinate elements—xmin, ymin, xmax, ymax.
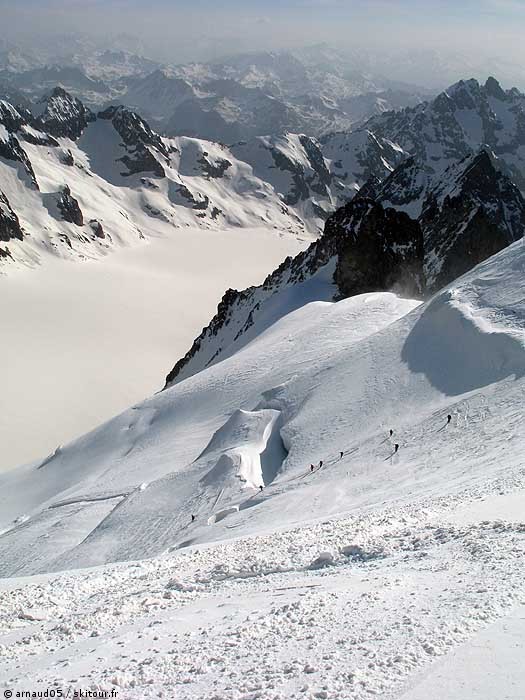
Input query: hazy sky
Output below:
<box><xmin>1</xmin><ymin>0</ymin><xmax>524</xmax><ymax>69</ymax></box>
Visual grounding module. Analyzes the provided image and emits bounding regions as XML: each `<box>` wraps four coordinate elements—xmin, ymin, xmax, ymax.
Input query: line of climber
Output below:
<box><xmin>307</xmin><ymin>412</ymin><xmax>454</xmax><ymax>472</ymax></box>
<box><xmin>189</xmin><ymin>413</ymin><xmax>455</xmax><ymax>523</ymax></box>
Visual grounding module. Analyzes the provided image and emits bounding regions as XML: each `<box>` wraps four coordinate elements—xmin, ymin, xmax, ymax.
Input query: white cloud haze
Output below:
<box><xmin>0</xmin><ymin>0</ymin><xmax>524</xmax><ymax>86</ymax></box>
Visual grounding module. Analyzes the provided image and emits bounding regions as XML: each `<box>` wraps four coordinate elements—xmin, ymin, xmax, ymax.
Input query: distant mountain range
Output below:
<box><xmin>0</xmin><ymin>87</ymin><xmax>340</xmax><ymax>268</ymax></box>
<box><xmin>164</xmin><ymin>75</ymin><xmax>525</xmax><ymax>383</ymax></box>
<box><xmin>0</xmin><ymin>45</ymin><xmax>430</xmax><ymax>140</ymax></box>
<box><xmin>2</xmin><ymin>75</ymin><xmax>525</xmax><ymax>274</ymax></box>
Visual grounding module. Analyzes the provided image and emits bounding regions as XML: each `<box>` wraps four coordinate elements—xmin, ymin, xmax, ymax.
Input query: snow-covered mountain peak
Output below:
<box><xmin>484</xmin><ymin>75</ymin><xmax>509</xmax><ymax>100</ymax></box>
<box><xmin>98</xmin><ymin>104</ymin><xmax>170</xmax><ymax>168</ymax></box>
<box><xmin>1</xmin><ymin>88</ymin><xmax>335</xmax><ymax>268</ymax></box>
<box><xmin>0</xmin><ymin>99</ymin><xmax>25</xmax><ymax>132</ymax></box>
<box><xmin>33</xmin><ymin>86</ymin><xmax>95</xmax><ymax>139</ymax></box>
<box><xmin>444</xmin><ymin>77</ymin><xmax>484</xmax><ymax>104</ymax></box>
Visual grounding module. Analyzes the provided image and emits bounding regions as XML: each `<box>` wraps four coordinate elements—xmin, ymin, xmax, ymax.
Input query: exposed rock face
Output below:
<box><xmin>321</xmin><ymin>77</ymin><xmax>525</xmax><ymax>206</ymax></box>
<box><xmin>0</xmin><ymin>131</ymin><xmax>38</xmax><ymax>188</ymax></box>
<box><xmin>56</xmin><ymin>185</ymin><xmax>83</xmax><ymax>226</ymax></box>
<box><xmin>19</xmin><ymin>128</ymin><xmax>58</xmax><ymax>148</ymax></box>
<box><xmin>0</xmin><ymin>102</ymin><xmax>39</xmax><ymax>186</ymax></box>
<box><xmin>268</xmin><ymin>135</ymin><xmax>332</xmax><ymax>206</ymax></box>
<box><xmin>89</xmin><ymin>219</ymin><xmax>104</xmax><ymax>238</ymax></box>
<box><xmin>0</xmin><ymin>191</ymin><xmax>23</xmax><ymax>242</ymax></box>
<box><xmin>231</xmin><ymin>133</ymin><xmax>336</xmax><ymax>222</ymax></box>
<box><xmin>165</xmin><ymin>145</ymin><xmax>525</xmax><ymax>388</ymax></box>
<box><xmin>0</xmin><ymin>100</ymin><xmax>25</xmax><ymax>132</ymax></box>
<box><xmin>172</xmin><ymin>183</ymin><xmax>209</xmax><ymax>210</ymax></box>
<box><xmin>321</xmin><ymin>128</ymin><xmax>408</xmax><ymax>196</ymax></box>
<box><xmin>33</xmin><ymin>87</ymin><xmax>95</xmax><ymax>140</ymax></box>
<box><xmin>165</xmin><ymin>197</ymin><xmax>423</xmax><ymax>386</ymax></box>
<box><xmin>364</xmin><ymin>157</ymin><xmax>429</xmax><ymax>217</ymax></box>
<box><xmin>420</xmin><ymin>151</ymin><xmax>525</xmax><ymax>291</ymax></box>
<box><xmin>358</xmin><ymin>149</ymin><xmax>525</xmax><ymax>291</ymax></box>
<box><xmin>98</xmin><ymin>105</ymin><xmax>167</xmax><ymax>177</ymax></box>
<box><xmin>59</xmin><ymin>148</ymin><xmax>74</xmax><ymax>166</ymax></box>
<box><xmin>197</xmin><ymin>153</ymin><xmax>232</xmax><ymax>179</ymax></box>
<box><xmin>327</xmin><ymin>198</ymin><xmax>424</xmax><ymax>298</ymax></box>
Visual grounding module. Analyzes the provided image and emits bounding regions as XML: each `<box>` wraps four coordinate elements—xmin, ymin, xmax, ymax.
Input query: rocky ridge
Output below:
<box><xmin>165</xmin><ymin>148</ymin><xmax>525</xmax><ymax>385</ymax></box>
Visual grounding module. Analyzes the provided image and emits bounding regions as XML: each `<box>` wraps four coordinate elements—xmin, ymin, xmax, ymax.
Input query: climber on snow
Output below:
<box><xmin>191</xmin><ymin>514</ymin><xmax>196</xmax><ymax>522</ymax></box>
<box><xmin>319</xmin><ymin>460</ymin><xmax>323</xmax><ymax>468</ymax></box>
<box><xmin>340</xmin><ymin>451</ymin><xmax>344</xmax><ymax>459</ymax></box>
<box><xmin>310</xmin><ymin>464</ymin><xmax>315</xmax><ymax>473</ymax></box>
<box><xmin>389</xmin><ymin>429</ymin><xmax>394</xmax><ymax>437</ymax></box>
<box><xmin>259</xmin><ymin>484</ymin><xmax>264</xmax><ymax>492</ymax></box>
<box><xmin>447</xmin><ymin>414</ymin><xmax>452</xmax><ymax>424</ymax></box>
<box><xmin>394</xmin><ymin>443</ymin><xmax>399</xmax><ymax>453</ymax></box>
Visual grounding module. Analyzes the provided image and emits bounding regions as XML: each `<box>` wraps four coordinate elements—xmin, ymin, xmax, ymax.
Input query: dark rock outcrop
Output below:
<box><xmin>0</xmin><ymin>131</ymin><xmax>38</xmax><ymax>188</ymax></box>
<box><xmin>59</xmin><ymin>148</ymin><xmax>74</xmax><ymax>166</ymax></box>
<box><xmin>33</xmin><ymin>87</ymin><xmax>95</xmax><ymax>140</ymax></box>
<box><xmin>327</xmin><ymin>198</ymin><xmax>424</xmax><ymax>298</ymax></box>
<box><xmin>89</xmin><ymin>219</ymin><xmax>104</xmax><ymax>238</ymax></box>
<box><xmin>358</xmin><ymin>149</ymin><xmax>525</xmax><ymax>291</ymax></box>
<box><xmin>56</xmin><ymin>185</ymin><xmax>83</xmax><ymax>226</ymax></box>
<box><xmin>198</xmin><ymin>153</ymin><xmax>232</xmax><ymax>179</ymax></box>
<box><xmin>0</xmin><ymin>191</ymin><xmax>23</xmax><ymax>242</ymax></box>
<box><xmin>174</xmin><ymin>183</ymin><xmax>209</xmax><ymax>210</ymax></box>
<box><xmin>98</xmin><ymin>105</ymin><xmax>167</xmax><ymax>177</ymax></box>
<box><xmin>0</xmin><ymin>100</ymin><xmax>25</xmax><ymax>132</ymax></box>
<box><xmin>420</xmin><ymin>151</ymin><xmax>525</xmax><ymax>291</ymax></box>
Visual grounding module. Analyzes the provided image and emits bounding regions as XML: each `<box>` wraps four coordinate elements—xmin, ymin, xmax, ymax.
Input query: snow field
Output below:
<box><xmin>1</xmin><ymin>235</ymin><xmax>525</xmax><ymax>697</ymax></box>
<box><xmin>0</xmin><ymin>467</ymin><xmax>524</xmax><ymax>699</ymax></box>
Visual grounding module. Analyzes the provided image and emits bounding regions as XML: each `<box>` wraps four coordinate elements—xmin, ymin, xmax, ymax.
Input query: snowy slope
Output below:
<box><xmin>231</xmin><ymin>133</ymin><xmax>336</xmax><ymax>226</ymax></box>
<box><xmin>321</xmin><ymin>127</ymin><xmax>407</xmax><ymax>196</ymax></box>
<box><xmin>0</xmin><ymin>226</ymin><xmax>305</xmax><ymax>471</ymax></box>
<box><xmin>2</xmin><ymin>236</ymin><xmax>525</xmax><ymax>574</ymax></box>
<box><xmin>1</xmin><ymin>237</ymin><xmax>525</xmax><ymax>698</ymax></box>
<box><xmin>165</xmin><ymin>153</ymin><xmax>525</xmax><ymax>386</ymax></box>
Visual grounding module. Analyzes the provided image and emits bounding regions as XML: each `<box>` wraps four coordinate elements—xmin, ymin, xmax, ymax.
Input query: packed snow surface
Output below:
<box><xmin>1</xmin><ymin>240</ymin><xmax>525</xmax><ymax>698</ymax></box>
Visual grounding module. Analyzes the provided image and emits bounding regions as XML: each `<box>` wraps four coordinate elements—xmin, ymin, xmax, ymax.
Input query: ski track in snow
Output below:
<box><xmin>1</xmin><ymin>241</ymin><xmax>525</xmax><ymax>697</ymax></box>
<box><xmin>0</xmin><ymin>475</ymin><xmax>524</xmax><ymax>700</ymax></box>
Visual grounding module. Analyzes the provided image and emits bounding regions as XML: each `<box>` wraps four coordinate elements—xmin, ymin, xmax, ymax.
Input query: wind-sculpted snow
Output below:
<box><xmin>1</xmin><ymin>465</ymin><xmax>525</xmax><ymax>698</ymax></box>
<box><xmin>3</xmin><ymin>238</ymin><xmax>525</xmax><ymax>580</ymax></box>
